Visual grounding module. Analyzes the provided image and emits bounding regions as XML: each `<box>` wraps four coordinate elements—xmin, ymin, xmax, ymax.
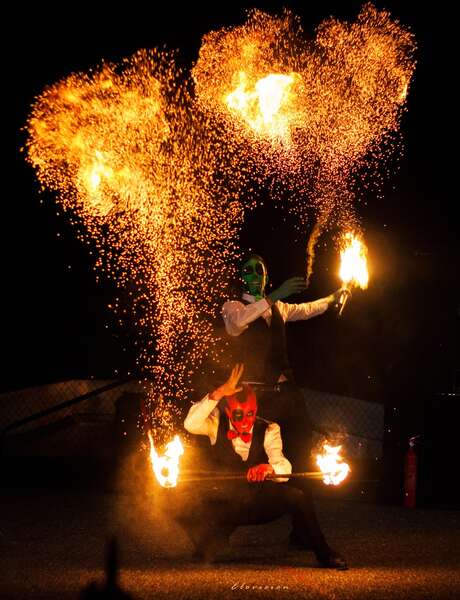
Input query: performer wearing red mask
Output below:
<box><xmin>182</xmin><ymin>364</ymin><xmax>347</xmax><ymax>569</ymax></box>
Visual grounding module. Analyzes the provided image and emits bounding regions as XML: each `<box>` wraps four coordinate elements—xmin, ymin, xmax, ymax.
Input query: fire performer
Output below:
<box><xmin>221</xmin><ymin>254</ymin><xmax>348</xmax><ymax>545</ymax></box>
<box><xmin>180</xmin><ymin>363</ymin><xmax>347</xmax><ymax>569</ymax></box>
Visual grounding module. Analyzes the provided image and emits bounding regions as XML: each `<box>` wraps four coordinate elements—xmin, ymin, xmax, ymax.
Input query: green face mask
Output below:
<box><xmin>241</xmin><ymin>257</ymin><xmax>268</xmax><ymax>300</ymax></box>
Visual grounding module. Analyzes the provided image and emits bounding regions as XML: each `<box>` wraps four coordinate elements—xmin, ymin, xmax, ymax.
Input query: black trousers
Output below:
<box><xmin>257</xmin><ymin>381</ymin><xmax>317</xmax><ymax>471</ymax></box>
<box><xmin>253</xmin><ymin>382</ymin><xmax>333</xmax><ymax>557</ymax></box>
<box><xmin>175</xmin><ymin>481</ymin><xmax>331</xmax><ymax>560</ymax></box>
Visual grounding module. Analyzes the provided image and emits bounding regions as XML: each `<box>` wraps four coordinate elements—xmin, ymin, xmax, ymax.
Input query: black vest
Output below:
<box><xmin>230</xmin><ymin>302</ymin><xmax>292</xmax><ymax>384</ymax></box>
<box><xmin>211</xmin><ymin>413</ymin><xmax>269</xmax><ymax>473</ymax></box>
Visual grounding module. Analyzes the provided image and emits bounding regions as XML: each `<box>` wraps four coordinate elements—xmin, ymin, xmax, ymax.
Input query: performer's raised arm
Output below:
<box><xmin>277</xmin><ymin>288</ymin><xmax>351</xmax><ymax>322</ymax></box>
<box><xmin>183</xmin><ymin>394</ymin><xmax>220</xmax><ymax>440</ymax></box>
<box><xmin>222</xmin><ymin>298</ymin><xmax>271</xmax><ymax>336</ymax></box>
<box><xmin>184</xmin><ymin>364</ymin><xmax>244</xmax><ymax>443</ymax></box>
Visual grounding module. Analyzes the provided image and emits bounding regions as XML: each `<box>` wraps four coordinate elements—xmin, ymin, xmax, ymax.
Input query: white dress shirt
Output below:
<box><xmin>221</xmin><ymin>293</ymin><xmax>330</xmax><ymax>337</ymax></box>
<box><xmin>184</xmin><ymin>394</ymin><xmax>292</xmax><ymax>481</ymax></box>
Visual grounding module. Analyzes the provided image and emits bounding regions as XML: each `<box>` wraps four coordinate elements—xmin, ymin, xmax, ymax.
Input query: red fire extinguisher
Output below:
<box><xmin>403</xmin><ymin>435</ymin><xmax>419</xmax><ymax>508</ymax></box>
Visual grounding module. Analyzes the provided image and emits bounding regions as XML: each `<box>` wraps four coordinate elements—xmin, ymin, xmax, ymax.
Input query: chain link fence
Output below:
<box><xmin>0</xmin><ymin>379</ymin><xmax>145</xmax><ymax>457</ymax></box>
<box><xmin>0</xmin><ymin>380</ymin><xmax>145</xmax><ymax>431</ymax></box>
<box><xmin>1</xmin><ymin>380</ymin><xmax>383</xmax><ymax>460</ymax></box>
<box><xmin>303</xmin><ymin>388</ymin><xmax>383</xmax><ymax>463</ymax></box>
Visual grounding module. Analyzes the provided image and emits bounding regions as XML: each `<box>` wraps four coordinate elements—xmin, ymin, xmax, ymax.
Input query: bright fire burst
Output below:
<box><xmin>148</xmin><ymin>431</ymin><xmax>184</xmax><ymax>488</ymax></box>
<box><xmin>316</xmin><ymin>443</ymin><xmax>351</xmax><ymax>486</ymax></box>
<box><xmin>26</xmin><ymin>50</ymin><xmax>245</xmax><ymax>439</ymax></box>
<box><xmin>225</xmin><ymin>71</ymin><xmax>301</xmax><ymax>142</ymax></box>
<box><xmin>339</xmin><ymin>232</ymin><xmax>369</xmax><ymax>290</ymax></box>
<box><xmin>193</xmin><ymin>4</ymin><xmax>416</xmax><ymax>275</ymax></box>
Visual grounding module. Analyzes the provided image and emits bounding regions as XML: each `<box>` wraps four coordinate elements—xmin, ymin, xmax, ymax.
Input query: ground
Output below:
<box><xmin>1</xmin><ymin>485</ymin><xmax>459</xmax><ymax>600</ymax></box>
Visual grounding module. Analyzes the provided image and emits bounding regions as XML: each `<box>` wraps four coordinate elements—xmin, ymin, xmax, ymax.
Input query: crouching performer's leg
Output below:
<box><xmin>258</xmin><ymin>382</ymin><xmax>346</xmax><ymax>568</ymax></box>
<box><xmin>173</xmin><ymin>483</ymin><xmax>244</xmax><ymax>562</ymax></box>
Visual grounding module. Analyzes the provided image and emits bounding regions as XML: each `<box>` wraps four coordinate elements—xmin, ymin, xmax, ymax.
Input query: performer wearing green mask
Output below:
<box><xmin>221</xmin><ymin>253</ymin><xmax>349</xmax><ymax>568</ymax></box>
<box><xmin>223</xmin><ymin>253</ymin><xmax>346</xmax><ymax>386</ymax></box>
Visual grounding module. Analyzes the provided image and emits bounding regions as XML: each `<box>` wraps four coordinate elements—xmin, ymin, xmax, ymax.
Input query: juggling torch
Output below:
<box><xmin>337</xmin><ymin>286</ymin><xmax>352</xmax><ymax>317</ymax></box>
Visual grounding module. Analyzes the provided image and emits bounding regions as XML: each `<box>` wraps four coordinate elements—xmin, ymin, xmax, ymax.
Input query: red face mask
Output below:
<box><xmin>225</xmin><ymin>385</ymin><xmax>257</xmax><ymax>435</ymax></box>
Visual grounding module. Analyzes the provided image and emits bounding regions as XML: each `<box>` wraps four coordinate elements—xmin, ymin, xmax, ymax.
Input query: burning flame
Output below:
<box><xmin>339</xmin><ymin>232</ymin><xmax>369</xmax><ymax>289</ymax></box>
<box><xmin>316</xmin><ymin>443</ymin><xmax>350</xmax><ymax>486</ymax></box>
<box><xmin>148</xmin><ymin>431</ymin><xmax>184</xmax><ymax>488</ymax></box>
<box><xmin>224</xmin><ymin>71</ymin><xmax>300</xmax><ymax>141</ymax></box>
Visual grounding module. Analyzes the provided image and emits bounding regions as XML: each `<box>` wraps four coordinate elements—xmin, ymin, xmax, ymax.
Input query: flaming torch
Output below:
<box><xmin>337</xmin><ymin>232</ymin><xmax>369</xmax><ymax>316</ymax></box>
<box><xmin>316</xmin><ymin>442</ymin><xmax>351</xmax><ymax>486</ymax></box>
<box><xmin>148</xmin><ymin>432</ymin><xmax>184</xmax><ymax>488</ymax></box>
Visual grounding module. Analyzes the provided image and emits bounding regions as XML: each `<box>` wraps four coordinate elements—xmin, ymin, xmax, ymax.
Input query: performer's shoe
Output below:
<box><xmin>192</xmin><ymin>535</ymin><xmax>230</xmax><ymax>563</ymax></box>
<box><xmin>289</xmin><ymin>531</ymin><xmax>313</xmax><ymax>550</ymax></box>
<box><xmin>316</xmin><ymin>550</ymin><xmax>348</xmax><ymax>570</ymax></box>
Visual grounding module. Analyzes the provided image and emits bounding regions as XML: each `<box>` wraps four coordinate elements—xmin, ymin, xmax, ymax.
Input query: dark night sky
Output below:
<box><xmin>3</xmin><ymin>1</ymin><xmax>457</xmax><ymax>411</ymax></box>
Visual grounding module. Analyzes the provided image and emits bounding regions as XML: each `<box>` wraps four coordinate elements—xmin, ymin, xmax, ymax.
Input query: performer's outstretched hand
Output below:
<box><xmin>209</xmin><ymin>363</ymin><xmax>244</xmax><ymax>402</ymax></box>
<box><xmin>267</xmin><ymin>277</ymin><xmax>307</xmax><ymax>303</ymax></box>
<box><xmin>328</xmin><ymin>287</ymin><xmax>352</xmax><ymax>305</ymax></box>
<box><xmin>247</xmin><ymin>463</ymin><xmax>275</xmax><ymax>482</ymax></box>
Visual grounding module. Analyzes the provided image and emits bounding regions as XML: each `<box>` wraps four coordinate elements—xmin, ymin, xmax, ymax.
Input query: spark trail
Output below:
<box><xmin>193</xmin><ymin>4</ymin><xmax>416</xmax><ymax>278</ymax></box>
<box><xmin>26</xmin><ymin>50</ymin><xmax>244</xmax><ymax>437</ymax></box>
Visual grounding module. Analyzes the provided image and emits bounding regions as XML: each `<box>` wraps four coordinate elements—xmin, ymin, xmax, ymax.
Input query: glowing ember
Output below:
<box><xmin>316</xmin><ymin>443</ymin><xmax>350</xmax><ymax>486</ymax></box>
<box><xmin>148</xmin><ymin>431</ymin><xmax>184</xmax><ymax>488</ymax></box>
<box><xmin>339</xmin><ymin>232</ymin><xmax>369</xmax><ymax>289</ymax></box>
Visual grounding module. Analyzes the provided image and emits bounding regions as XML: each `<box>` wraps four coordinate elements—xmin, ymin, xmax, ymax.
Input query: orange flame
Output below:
<box><xmin>339</xmin><ymin>232</ymin><xmax>369</xmax><ymax>289</ymax></box>
<box><xmin>316</xmin><ymin>443</ymin><xmax>350</xmax><ymax>486</ymax></box>
<box><xmin>148</xmin><ymin>431</ymin><xmax>184</xmax><ymax>488</ymax></box>
<box><xmin>225</xmin><ymin>71</ymin><xmax>301</xmax><ymax>141</ymax></box>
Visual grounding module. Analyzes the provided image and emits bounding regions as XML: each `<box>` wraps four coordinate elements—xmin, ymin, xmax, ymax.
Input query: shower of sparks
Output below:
<box><xmin>193</xmin><ymin>9</ymin><xmax>306</xmax><ymax>148</ymax></box>
<box><xmin>26</xmin><ymin>50</ymin><xmax>245</xmax><ymax>438</ymax></box>
<box><xmin>25</xmin><ymin>4</ymin><xmax>416</xmax><ymax>439</ymax></box>
<box><xmin>193</xmin><ymin>4</ymin><xmax>416</xmax><ymax>277</ymax></box>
